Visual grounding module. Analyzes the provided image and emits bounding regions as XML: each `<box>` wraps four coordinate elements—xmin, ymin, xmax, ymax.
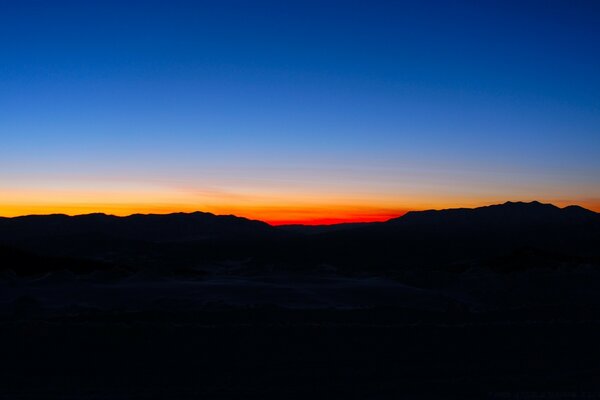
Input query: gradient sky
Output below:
<box><xmin>1</xmin><ymin>1</ymin><xmax>599</xmax><ymax>224</ymax></box>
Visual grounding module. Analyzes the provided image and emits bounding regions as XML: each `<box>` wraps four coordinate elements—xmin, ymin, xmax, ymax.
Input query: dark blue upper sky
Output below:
<box><xmin>1</xmin><ymin>1</ymin><xmax>599</xmax><ymax>220</ymax></box>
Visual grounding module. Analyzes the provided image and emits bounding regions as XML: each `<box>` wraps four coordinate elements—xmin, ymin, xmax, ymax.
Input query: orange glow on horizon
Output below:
<box><xmin>0</xmin><ymin>203</ymin><xmax>407</xmax><ymax>225</ymax></box>
<box><xmin>2</xmin><ymin>199</ymin><xmax>599</xmax><ymax>225</ymax></box>
<box><xmin>1</xmin><ymin>187</ymin><xmax>599</xmax><ymax>225</ymax></box>
<box><xmin>0</xmin><ymin>186</ymin><xmax>413</xmax><ymax>224</ymax></box>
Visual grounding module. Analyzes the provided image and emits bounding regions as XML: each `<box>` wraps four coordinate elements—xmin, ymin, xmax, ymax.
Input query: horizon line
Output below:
<box><xmin>1</xmin><ymin>200</ymin><xmax>595</xmax><ymax>226</ymax></box>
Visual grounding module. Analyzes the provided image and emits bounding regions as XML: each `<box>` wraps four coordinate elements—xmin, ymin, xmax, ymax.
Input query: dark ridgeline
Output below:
<box><xmin>307</xmin><ymin>200</ymin><xmax>600</xmax><ymax>270</ymax></box>
<box><xmin>0</xmin><ymin>210</ymin><xmax>276</xmax><ymax>242</ymax></box>
<box><xmin>0</xmin><ymin>211</ymin><xmax>286</xmax><ymax>274</ymax></box>
<box><xmin>1</xmin><ymin>201</ymin><xmax>599</xmax><ymax>274</ymax></box>
<box><xmin>1</xmin><ymin>201</ymin><xmax>600</xmax><ymax>398</ymax></box>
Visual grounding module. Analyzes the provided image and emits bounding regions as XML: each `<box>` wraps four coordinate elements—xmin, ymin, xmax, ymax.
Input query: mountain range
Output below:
<box><xmin>1</xmin><ymin>201</ymin><xmax>599</xmax><ymax>275</ymax></box>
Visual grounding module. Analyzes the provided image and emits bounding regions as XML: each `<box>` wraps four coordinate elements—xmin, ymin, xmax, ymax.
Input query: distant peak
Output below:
<box><xmin>389</xmin><ymin>200</ymin><xmax>596</xmax><ymax>225</ymax></box>
<box><xmin>562</xmin><ymin>204</ymin><xmax>598</xmax><ymax>215</ymax></box>
<box><xmin>502</xmin><ymin>200</ymin><xmax>547</xmax><ymax>206</ymax></box>
<box><xmin>490</xmin><ymin>201</ymin><xmax>561</xmax><ymax>212</ymax></box>
<box><xmin>78</xmin><ymin>212</ymin><xmax>109</xmax><ymax>217</ymax></box>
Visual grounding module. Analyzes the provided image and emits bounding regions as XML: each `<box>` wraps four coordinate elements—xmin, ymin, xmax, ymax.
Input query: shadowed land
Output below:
<box><xmin>1</xmin><ymin>201</ymin><xmax>600</xmax><ymax>398</ymax></box>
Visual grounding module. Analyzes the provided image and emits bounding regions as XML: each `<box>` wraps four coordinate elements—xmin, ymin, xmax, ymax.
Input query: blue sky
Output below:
<box><xmin>1</xmin><ymin>1</ymin><xmax>599</xmax><ymax>222</ymax></box>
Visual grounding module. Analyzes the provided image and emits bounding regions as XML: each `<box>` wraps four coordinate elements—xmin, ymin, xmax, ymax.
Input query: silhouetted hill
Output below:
<box><xmin>0</xmin><ymin>211</ymin><xmax>279</xmax><ymax>244</ymax></box>
<box><xmin>283</xmin><ymin>201</ymin><xmax>600</xmax><ymax>270</ymax></box>
<box><xmin>388</xmin><ymin>201</ymin><xmax>598</xmax><ymax>228</ymax></box>
<box><xmin>379</xmin><ymin>201</ymin><xmax>600</xmax><ymax>249</ymax></box>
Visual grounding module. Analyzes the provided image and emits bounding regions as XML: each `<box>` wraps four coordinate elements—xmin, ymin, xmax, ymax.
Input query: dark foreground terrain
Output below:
<box><xmin>3</xmin><ymin>312</ymin><xmax>600</xmax><ymax>399</ymax></box>
<box><xmin>1</xmin><ymin>202</ymin><xmax>600</xmax><ymax>399</ymax></box>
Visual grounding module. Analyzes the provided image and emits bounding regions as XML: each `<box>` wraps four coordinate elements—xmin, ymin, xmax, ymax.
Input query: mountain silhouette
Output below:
<box><xmin>388</xmin><ymin>201</ymin><xmax>598</xmax><ymax>228</ymax></box>
<box><xmin>0</xmin><ymin>211</ymin><xmax>278</xmax><ymax>243</ymax></box>
<box><xmin>275</xmin><ymin>201</ymin><xmax>600</xmax><ymax>270</ymax></box>
<box><xmin>0</xmin><ymin>201</ymin><xmax>598</xmax><ymax>274</ymax></box>
<box><xmin>379</xmin><ymin>201</ymin><xmax>600</xmax><ymax>250</ymax></box>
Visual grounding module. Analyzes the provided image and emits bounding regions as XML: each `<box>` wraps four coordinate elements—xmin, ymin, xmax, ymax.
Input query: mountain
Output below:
<box><xmin>272</xmin><ymin>201</ymin><xmax>600</xmax><ymax>271</ymax></box>
<box><xmin>378</xmin><ymin>202</ymin><xmax>600</xmax><ymax>250</ymax></box>
<box><xmin>387</xmin><ymin>201</ymin><xmax>598</xmax><ymax>229</ymax></box>
<box><xmin>1</xmin><ymin>201</ymin><xmax>598</xmax><ymax>274</ymax></box>
<box><xmin>0</xmin><ymin>211</ymin><xmax>279</xmax><ymax>243</ymax></box>
<box><xmin>0</xmin><ymin>211</ymin><xmax>286</xmax><ymax>268</ymax></box>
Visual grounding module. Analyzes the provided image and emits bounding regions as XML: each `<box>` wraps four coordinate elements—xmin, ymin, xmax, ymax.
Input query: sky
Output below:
<box><xmin>1</xmin><ymin>0</ymin><xmax>599</xmax><ymax>224</ymax></box>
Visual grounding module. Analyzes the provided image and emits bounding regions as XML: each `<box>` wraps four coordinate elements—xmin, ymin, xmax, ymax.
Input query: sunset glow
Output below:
<box><xmin>2</xmin><ymin>183</ymin><xmax>598</xmax><ymax>225</ymax></box>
